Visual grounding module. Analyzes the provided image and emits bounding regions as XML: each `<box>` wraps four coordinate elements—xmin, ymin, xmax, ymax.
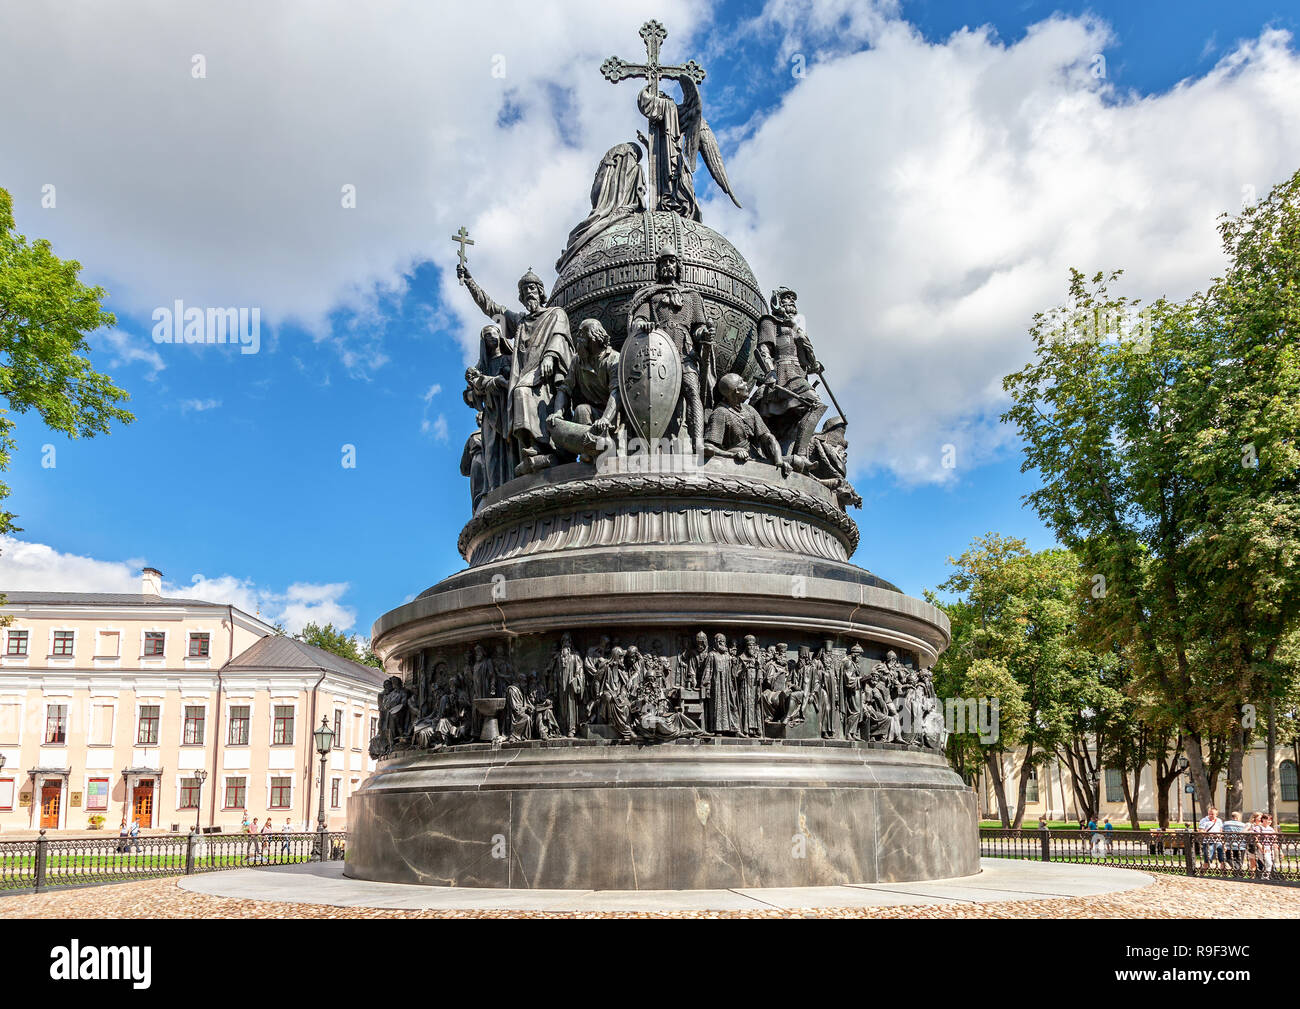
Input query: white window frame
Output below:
<box><xmin>0</xmin><ymin>694</ymin><xmax>25</xmax><ymax>747</ymax></box>
<box><xmin>43</xmin><ymin>702</ymin><xmax>69</xmax><ymax>746</ymax></box>
<box><xmin>94</xmin><ymin>627</ymin><xmax>123</xmax><ymax>658</ymax></box>
<box><xmin>135</xmin><ymin>699</ymin><xmax>163</xmax><ymax>746</ymax></box>
<box><xmin>181</xmin><ymin>701</ymin><xmax>208</xmax><ymax>746</ymax></box>
<box><xmin>5</xmin><ymin>628</ymin><xmax>30</xmax><ymax>658</ymax></box>
<box><xmin>222</xmin><ymin>774</ymin><xmax>248</xmax><ymax>811</ymax></box>
<box><xmin>175</xmin><ymin>773</ymin><xmax>205</xmax><ymax>811</ymax></box>
<box><xmin>266</xmin><ymin>773</ymin><xmax>294</xmax><ymax>811</ymax></box>
<box><xmin>48</xmin><ymin>627</ymin><xmax>77</xmax><ymax>660</ymax></box>
<box><xmin>140</xmin><ymin>628</ymin><xmax>167</xmax><ymax>659</ymax></box>
<box><xmin>88</xmin><ymin>701</ymin><xmax>117</xmax><ymax>747</ymax></box>
<box><xmin>269</xmin><ymin>701</ymin><xmax>297</xmax><ymax>747</ymax></box>
<box><xmin>226</xmin><ymin>699</ymin><xmax>253</xmax><ymax>747</ymax></box>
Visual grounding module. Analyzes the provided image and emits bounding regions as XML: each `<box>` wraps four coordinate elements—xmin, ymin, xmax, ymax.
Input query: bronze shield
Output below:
<box><xmin>617</xmin><ymin>327</ymin><xmax>683</xmax><ymax>444</ymax></box>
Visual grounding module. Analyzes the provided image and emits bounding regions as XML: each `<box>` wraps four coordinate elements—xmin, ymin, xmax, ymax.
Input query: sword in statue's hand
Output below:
<box><xmin>451</xmin><ymin>226</ymin><xmax>474</xmax><ymax>285</ymax></box>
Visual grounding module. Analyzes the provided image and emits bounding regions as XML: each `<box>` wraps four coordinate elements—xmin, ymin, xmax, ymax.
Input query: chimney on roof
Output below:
<box><xmin>141</xmin><ymin>567</ymin><xmax>163</xmax><ymax>596</ymax></box>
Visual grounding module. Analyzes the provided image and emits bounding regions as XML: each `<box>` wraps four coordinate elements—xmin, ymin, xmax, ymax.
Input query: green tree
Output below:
<box><xmin>0</xmin><ymin>187</ymin><xmax>133</xmax><ymax>533</ymax></box>
<box><xmin>294</xmin><ymin>621</ymin><xmax>381</xmax><ymax>667</ymax></box>
<box><xmin>931</xmin><ymin>535</ymin><xmax>1083</xmax><ymax>826</ymax></box>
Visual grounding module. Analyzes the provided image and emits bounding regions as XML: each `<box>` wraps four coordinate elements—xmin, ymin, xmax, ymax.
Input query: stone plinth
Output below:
<box><xmin>345</xmin><ymin>739</ymin><xmax>978</xmax><ymax>890</ymax></box>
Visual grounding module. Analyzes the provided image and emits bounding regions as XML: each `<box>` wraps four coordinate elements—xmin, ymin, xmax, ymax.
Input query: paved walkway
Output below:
<box><xmin>175</xmin><ymin>858</ymin><xmax>1150</xmax><ymax>912</ymax></box>
<box><xmin>6</xmin><ymin>863</ymin><xmax>1300</xmax><ymax>917</ymax></box>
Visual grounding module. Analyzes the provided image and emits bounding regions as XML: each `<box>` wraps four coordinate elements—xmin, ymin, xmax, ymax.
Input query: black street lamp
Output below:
<box><xmin>193</xmin><ymin>768</ymin><xmax>207</xmax><ymax>833</ymax></box>
<box><xmin>312</xmin><ymin>716</ymin><xmax>334</xmax><ymax>860</ymax></box>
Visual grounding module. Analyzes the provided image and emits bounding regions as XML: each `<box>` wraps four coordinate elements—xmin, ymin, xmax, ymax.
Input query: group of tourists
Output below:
<box><xmin>1197</xmin><ymin>806</ymin><xmax>1282</xmax><ymax>879</ymax></box>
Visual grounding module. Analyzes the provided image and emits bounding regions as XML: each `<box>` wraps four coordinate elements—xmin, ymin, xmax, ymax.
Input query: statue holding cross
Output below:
<box><xmin>601</xmin><ymin>20</ymin><xmax>741</xmax><ymax>221</ymax></box>
<box><xmin>451</xmin><ymin>226</ymin><xmax>474</xmax><ymax>284</ymax></box>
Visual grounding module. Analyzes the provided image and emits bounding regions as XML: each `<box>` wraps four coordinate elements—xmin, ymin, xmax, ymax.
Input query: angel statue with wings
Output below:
<box><xmin>637</xmin><ymin>74</ymin><xmax>740</xmax><ymax>221</ymax></box>
<box><xmin>602</xmin><ymin>20</ymin><xmax>741</xmax><ymax>222</ymax></box>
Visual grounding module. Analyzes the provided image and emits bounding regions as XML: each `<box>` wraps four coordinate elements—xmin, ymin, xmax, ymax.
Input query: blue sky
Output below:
<box><xmin>3</xmin><ymin>0</ymin><xmax>1299</xmax><ymax>636</ymax></box>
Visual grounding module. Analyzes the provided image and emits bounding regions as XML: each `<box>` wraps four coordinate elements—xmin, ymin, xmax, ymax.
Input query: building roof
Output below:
<box><xmin>1</xmin><ymin>590</ymin><xmax>228</xmax><ymax>607</ymax></box>
<box><xmin>224</xmin><ymin>634</ymin><xmax>385</xmax><ymax>686</ymax></box>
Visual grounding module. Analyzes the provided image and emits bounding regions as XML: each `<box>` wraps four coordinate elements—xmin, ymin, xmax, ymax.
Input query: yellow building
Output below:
<box><xmin>0</xmin><ymin>570</ymin><xmax>384</xmax><ymax>835</ymax></box>
<box><xmin>978</xmin><ymin>745</ymin><xmax>1300</xmax><ymax>825</ymax></box>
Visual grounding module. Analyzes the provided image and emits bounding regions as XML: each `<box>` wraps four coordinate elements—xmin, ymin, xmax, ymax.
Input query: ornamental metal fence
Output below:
<box><xmin>980</xmin><ymin>827</ymin><xmax>1300</xmax><ymax>884</ymax></box>
<box><xmin>0</xmin><ymin>829</ymin><xmax>348</xmax><ymax>895</ymax></box>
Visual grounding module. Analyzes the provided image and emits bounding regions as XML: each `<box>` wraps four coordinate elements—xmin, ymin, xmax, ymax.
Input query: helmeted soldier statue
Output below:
<box><xmin>627</xmin><ymin>249</ymin><xmax>716</xmax><ymax>453</ymax></box>
<box><xmin>752</xmin><ymin>287</ymin><xmax>826</xmax><ymax>456</ymax></box>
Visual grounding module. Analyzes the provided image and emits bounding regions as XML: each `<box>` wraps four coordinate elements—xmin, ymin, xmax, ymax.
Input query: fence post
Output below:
<box><xmin>1039</xmin><ymin>827</ymin><xmax>1051</xmax><ymax>862</ymax></box>
<box><xmin>34</xmin><ymin>828</ymin><xmax>48</xmax><ymax>893</ymax></box>
<box><xmin>1183</xmin><ymin>831</ymin><xmax>1197</xmax><ymax>877</ymax></box>
<box><xmin>185</xmin><ymin>829</ymin><xmax>197</xmax><ymax>875</ymax></box>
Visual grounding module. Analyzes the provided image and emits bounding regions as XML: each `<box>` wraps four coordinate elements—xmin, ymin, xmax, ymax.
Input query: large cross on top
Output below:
<box><xmin>600</xmin><ymin>20</ymin><xmax>705</xmax><ymax>209</ymax></box>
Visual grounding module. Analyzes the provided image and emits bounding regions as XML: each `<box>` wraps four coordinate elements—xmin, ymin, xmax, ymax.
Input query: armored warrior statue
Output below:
<box><xmin>457</xmin><ymin>264</ymin><xmax>573</xmax><ymax>474</ymax></box>
<box><xmin>546</xmin><ymin>319</ymin><xmax>621</xmax><ymax>464</ymax></box>
<box><xmin>792</xmin><ymin>417</ymin><xmax>861</xmax><ymax>510</ymax></box>
<box><xmin>752</xmin><ymin>287</ymin><xmax>827</xmax><ymax>457</ymax></box>
<box><xmin>704</xmin><ymin>373</ymin><xmax>790</xmax><ymax>473</ymax></box>
<box><xmin>628</xmin><ymin>249</ymin><xmax>715</xmax><ymax>452</ymax></box>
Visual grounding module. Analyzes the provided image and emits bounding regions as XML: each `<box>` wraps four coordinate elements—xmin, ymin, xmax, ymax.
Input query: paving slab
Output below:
<box><xmin>177</xmin><ymin>857</ymin><xmax>1154</xmax><ymax>912</ymax></box>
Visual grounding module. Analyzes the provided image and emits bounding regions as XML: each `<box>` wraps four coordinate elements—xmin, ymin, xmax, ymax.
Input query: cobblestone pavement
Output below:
<box><xmin>2</xmin><ymin>871</ymin><xmax>1298</xmax><ymax>918</ymax></box>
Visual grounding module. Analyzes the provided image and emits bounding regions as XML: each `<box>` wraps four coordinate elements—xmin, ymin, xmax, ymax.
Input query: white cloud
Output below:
<box><xmin>423</xmin><ymin>383</ymin><xmax>442</xmax><ymax>403</ymax></box>
<box><xmin>0</xmin><ymin>537</ymin><xmax>355</xmax><ymax>634</ymax></box>
<box><xmin>94</xmin><ymin>328</ymin><xmax>165</xmax><ymax>380</ymax></box>
<box><xmin>0</xmin><ymin>0</ymin><xmax>706</xmax><ymax>375</ymax></box>
<box><xmin>432</xmin><ymin>414</ymin><xmax>449</xmax><ymax>442</ymax></box>
<box><xmin>716</xmin><ymin>10</ymin><xmax>1300</xmax><ymax>483</ymax></box>
<box><xmin>5</xmin><ymin>3</ymin><xmax>1299</xmax><ymax>483</ymax></box>
<box><xmin>180</xmin><ymin>398</ymin><xmax>222</xmax><ymax>412</ymax></box>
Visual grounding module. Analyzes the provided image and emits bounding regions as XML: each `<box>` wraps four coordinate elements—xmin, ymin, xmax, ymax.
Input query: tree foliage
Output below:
<box><xmin>294</xmin><ymin>621</ymin><xmax>382</xmax><ymax>668</ymax></box>
<box><xmin>1002</xmin><ymin>167</ymin><xmax>1300</xmax><ymax>810</ymax></box>
<box><xmin>0</xmin><ymin>187</ymin><xmax>133</xmax><ymax>533</ymax></box>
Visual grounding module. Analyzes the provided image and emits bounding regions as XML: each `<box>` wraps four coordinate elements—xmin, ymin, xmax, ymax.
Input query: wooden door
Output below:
<box><xmin>39</xmin><ymin>783</ymin><xmax>61</xmax><ymax>829</ymax></box>
<box><xmin>131</xmin><ymin>780</ymin><xmax>154</xmax><ymax>828</ymax></box>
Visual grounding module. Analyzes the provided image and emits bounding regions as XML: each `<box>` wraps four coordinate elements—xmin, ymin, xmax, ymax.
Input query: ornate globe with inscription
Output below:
<box><xmin>550</xmin><ymin>209</ymin><xmax>766</xmax><ymax>383</ymax></box>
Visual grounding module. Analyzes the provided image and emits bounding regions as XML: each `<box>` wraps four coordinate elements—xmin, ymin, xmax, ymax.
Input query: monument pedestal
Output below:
<box><xmin>346</xmin><ymin>738</ymin><xmax>977</xmax><ymax>889</ymax></box>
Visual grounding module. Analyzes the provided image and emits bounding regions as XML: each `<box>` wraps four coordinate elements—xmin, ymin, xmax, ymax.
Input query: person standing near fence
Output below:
<box><xmin>1253</xmin><ymin>813</ymin><xmax>1278</xmax><ymax>880</ymax></box>
<box><xmin>248</xmin><ymin>818</ymin><xmax>260</xmax><ymax>863</ymax></box>
<box><xmin>1246</xmin><ymin>812</ymin><xmax>1262</xmax><ymax>874</ymax></box>
<box><xmin>260</xmin><ymin>817</ymin><xmax>273</xmax><ymax>860</ymax></box>
<box><xmin>117</xmin><ymin>818</ymin><xmax>129</xmax><ymax>854</ymax></box>
<box><xmin>1199</xmin><ymin>806</ymin><xmax>1224</xmax><ymax>870</ymax></box>
<box><xmin>128</xmin><ymin>818</ymin><xmax>140</xmax><ymax>853</ymax></box>
<box><xmin>281</xmin><ymin>817</ymin><xmax>293</xmax><ymax>855</ymax></box>
<box><xmin>1222</xmin><ymin>810</ymin><xmax>1248</xmax><ymax>874</ymax></box>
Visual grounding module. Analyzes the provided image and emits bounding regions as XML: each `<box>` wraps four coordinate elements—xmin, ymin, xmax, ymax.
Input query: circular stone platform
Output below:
<box><xmin>345</xmin><ymin>737</ymin><xmax>976</xmax><ymax>890</ymax></box>
<box><xmin>180</xmin><ymin>859</ymin><xmax>1155</xmax><ymax>912</ymax></box>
